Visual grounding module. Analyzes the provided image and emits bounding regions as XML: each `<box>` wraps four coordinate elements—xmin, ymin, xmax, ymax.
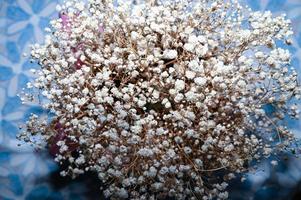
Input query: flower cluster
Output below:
<box><xmin>19</xmin><ymin>0</ymin><xmax>301</xmax><ymax>199</ymax></box>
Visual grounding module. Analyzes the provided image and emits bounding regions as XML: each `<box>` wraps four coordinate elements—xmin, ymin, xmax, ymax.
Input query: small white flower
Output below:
<box><xmin>188</xmin><ymin>59</ymin><xmax>203</xmax><ymax>72</ymax></box>
<box><xmin>194</xmin><ymin>77</ymin><xmax>207</xmax><ymax>86</ymax></box>
<box><xmin>163</xmin><ymin>49</ymin><xmax>178</xmax><ymax>59</ymax></box>
<box><xmin>184</xmin><ymin>43</ymin><xmax>195</xmax><ymax>52</ymax></box>
<box><xmin>137</xmin><ymin>148</ymin><xmax>154</xmax><ymax>157</ymax></box>
<box><xmin>175</xmin><ymin>79</ymin><xmax>185</xmax><ymax>91</ymax></box>
<box><xmin>271</xmin><ymin>160</ymin><xmax>278</xmax><ymax>166</ymax></box>
<box><xmin>185</xmin><ymin>70</ymin><xmax>196</xmax><ymax>79</ymax></box>
<box><xmin>184</xmin><ymin>146</ymin><xmax>192</xmax><ymax>154</ymax></box>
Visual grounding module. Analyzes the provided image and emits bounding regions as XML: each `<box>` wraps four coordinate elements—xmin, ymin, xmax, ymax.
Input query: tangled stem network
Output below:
<box><xmin>18</xmin><ymin>0</ymin><xmax>301</xmax><ymax>199</ymax></box>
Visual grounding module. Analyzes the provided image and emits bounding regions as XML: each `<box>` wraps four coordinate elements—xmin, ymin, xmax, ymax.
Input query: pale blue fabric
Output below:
<box><xmin>1</xmin><ymin>0</ymin><xmax>301</xmax><ymax>199</ymax></box>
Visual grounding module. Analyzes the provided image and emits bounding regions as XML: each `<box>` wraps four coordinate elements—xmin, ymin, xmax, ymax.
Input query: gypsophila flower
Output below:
<box><xmin>18</xmin><ymin>0</ymin><xmax>301</xmax><ymax>199</ymax></box>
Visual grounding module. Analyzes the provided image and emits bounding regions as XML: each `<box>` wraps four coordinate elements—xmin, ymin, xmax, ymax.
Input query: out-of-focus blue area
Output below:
<box><xmin>1</xmin><ymin>0</ymin><xmax>301</xmax><ymax>199</ymax></box>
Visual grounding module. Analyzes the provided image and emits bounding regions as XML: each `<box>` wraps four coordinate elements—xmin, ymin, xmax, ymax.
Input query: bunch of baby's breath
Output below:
<box><xmin>18</xmin><ymin>0</ymin><xmax>301</xmax><ymax>199</ymax></box>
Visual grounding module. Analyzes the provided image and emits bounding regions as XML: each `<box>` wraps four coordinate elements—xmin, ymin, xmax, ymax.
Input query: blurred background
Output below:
<box><xmin>1</xmin><ymin>0</ymin><xmax>301</xmax><ymax>199</ymax></box>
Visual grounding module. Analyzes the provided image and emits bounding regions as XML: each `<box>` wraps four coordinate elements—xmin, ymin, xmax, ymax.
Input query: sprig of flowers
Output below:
<box><xmin>18</xmin><ymin>0</ymin><xmax>301</xmax><ymax>199</ymax></box>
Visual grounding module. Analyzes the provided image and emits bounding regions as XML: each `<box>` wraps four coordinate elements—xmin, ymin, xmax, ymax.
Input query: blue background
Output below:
<box><xmin>1</xmin><ymin>0</ymin><xmax>301</xmax><ymax>199</ymax></box>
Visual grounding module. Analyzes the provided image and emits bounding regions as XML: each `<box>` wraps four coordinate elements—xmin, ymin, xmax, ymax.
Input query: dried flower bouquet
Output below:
<box><xmin>18</xmin><ymin>0</ymin><xmax>301</xmax><ymax>199</ymax></box>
